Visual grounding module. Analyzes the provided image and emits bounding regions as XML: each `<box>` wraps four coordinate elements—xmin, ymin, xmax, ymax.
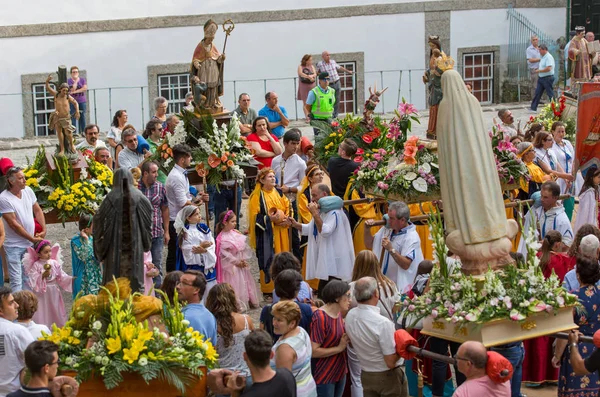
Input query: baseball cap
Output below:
<box><xmin>318</xmin><ymin>72</ymin><xmax>330</xmax><ymax>80</ymax></box>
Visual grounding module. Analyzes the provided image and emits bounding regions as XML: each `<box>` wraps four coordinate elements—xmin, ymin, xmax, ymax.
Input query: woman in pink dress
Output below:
<box><xmin>23</xmin><ymin>240</ymin><xmax>73</xmax><ymax>328</ymax></box>
<box><xmin>215</xmin><ymin>210</ymin><xmax>259</xmax><ymax>311</ymax></box>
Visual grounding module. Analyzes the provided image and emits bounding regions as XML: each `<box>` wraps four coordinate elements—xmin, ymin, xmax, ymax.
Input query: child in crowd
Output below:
<box><xmin>143</xmin><ymin>251</ymin><xmax>160</xmax><ymax>296</ymax></box>
<box><xmin>537</xmin><ymin>230</ymin><xmax>571</xmax><ymax>281</ymax></box>
<box><xmin>71</xmin><ymin>214</ymin><xmax>102</xmax><ymax>296</ymax></box>
<box><xmin>215</xmin><ymin>210</ymin><xmax>259</xmax><ymax>311</ymax></box>
<box><xmin>411</xmin><ymin>259</ymin><xmax>433</xmax><ymax>296</ymax></box>
<box><xmin>574</xmin><ymin>167</ymin><xmax>600</xmax><ymax>234</ymax></box>
<box><xmin>270</xmin><ymin>252</ymin><xmax>313</xmax><ymax>304</ymax></box>
<box><xmin>175</xmin><ymin>205</ymin><xmax>216</xmax><ymax>302</ymax></box>
<box><xmin>23</xmin><ymin>240</ymin><xmax>73</xmax><ymax>328</ymax></box>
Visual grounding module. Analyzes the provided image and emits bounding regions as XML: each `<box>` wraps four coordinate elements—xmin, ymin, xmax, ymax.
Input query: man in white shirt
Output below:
<box><xmin>165</xmin><ymin>144</ymin><xmax>208</xmax><ymax>272</ymax></box>
<box><xmin>518</xmin><ymin>181</ymin><xmax>573</xmax><ymax>256</ymax></box>
<box><xmin>0</xmin><ymin>167</ymin><xmax>46</xmax><ymax>292</ymax></box>
<box><xmin>496</xmin><ymin>109</ymin><xmax>520</xmax><ymax>138</ymax></box>
<box><xmin>526</xmin><ymin>35</ymin><xmax>542</xmax><ymax>100</ymax></box>
<box><xmin>289</xmin><ymin>184</ymin><xmax>354</xmax><ymax>296</ymax></box>
<box><xmin>118</xmin><ymin>128</ymin><xmax>151</xmax><ymax>171</ymax></box>
<box><xmin>75</xmin><ymin>124</ymin><xmax>107</xmax><ymax>151</ymax></box>
<box><xmin>0</xmin><ymin>286</ymin><xmax>35</xmax><ymax>396</ymax></box>
<box><xmin>365</xmin><ymin>201</ymin><xmax>423</xmax><ymax>294</ymax></box>
<box><xmin>271</xmin><ymin>128</ymin><xmax>307</xmax><ymax>261</ymax></box>
<box><xmin>345</xmin><ymin>277</ymin><xmax>407</xmax><ymax>397</ymax></box>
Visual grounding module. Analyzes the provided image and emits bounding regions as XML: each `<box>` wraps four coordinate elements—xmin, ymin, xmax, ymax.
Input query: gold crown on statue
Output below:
<box><xmin>437</xmin><ymin>53</ymin><xmax>455</xmax><ymax>72</ymax></box>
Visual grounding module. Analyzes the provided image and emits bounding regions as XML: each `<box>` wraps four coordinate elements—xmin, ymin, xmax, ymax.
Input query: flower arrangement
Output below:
<box><xmin>41</xmin><ymin>280</ymin><xmax>217</xmax><ymax>392</ymax></box>
<box><xmin>151</xmin><ymin>113</ymin><xmax>254</xmax><ymax>186</ymax></box>
<box><xmin>399</xmin><ymin>210</ymin><xmax>579</xmax><ymax>329</ymax></box>
<box><xmin>24</xmin><ymin>146</ymin><xmax>112</xmax><ymax>223</ymax></box>
<box><xmin>490</xmin><ymin>125</ymin><xmax>529</xmax><ymax>186</ymax></box>
<box><xmin>353</xmin><ymin>136</ymin><xmax>440</xmax><ymax>201</ymax></box>
<box><xmin>527</xmin><ymin>95</ymin><xmax>576</xmax><ymax>143</ymax></box>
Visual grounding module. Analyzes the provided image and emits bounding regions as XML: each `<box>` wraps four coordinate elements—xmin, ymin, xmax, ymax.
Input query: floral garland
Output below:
<box><xmin>399</xmin><ymin>210</ymin><xmax>579</xmax><ymax>328</ymax></box>
<box><xmin>42</xmin><ymin>283</ymin><xmax>217</xmax><ymax>392</ymax></box>
<box><xmin>490</xmin><ymin>125</ymin><xmax>529</xmax><ymax>186</ymax></box>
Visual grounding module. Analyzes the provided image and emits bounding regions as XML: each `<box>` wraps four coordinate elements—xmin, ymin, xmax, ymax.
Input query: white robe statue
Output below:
<box><xmin>437</xmin><ymin>70</ymin><xmax>517</xmax><ymax>274</ymax></box>
<box><xmin>301</xmin><ymin>208</ymin><xmax>355</xmax><ymax>281</ymax></box>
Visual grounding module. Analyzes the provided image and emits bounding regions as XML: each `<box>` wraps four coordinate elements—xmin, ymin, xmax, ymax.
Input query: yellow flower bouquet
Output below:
<box><xmin>41</xmin><ymin>279</ymin><xmax>217</xmax><ymax>393</ymax></box>
<box><xmin>23</xmin><ymin>146</ymin><xmax>112</xmax><ymax>223</ymax></box>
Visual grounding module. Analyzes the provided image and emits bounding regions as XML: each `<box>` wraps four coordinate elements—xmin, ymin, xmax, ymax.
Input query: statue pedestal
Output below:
<box><xmin>188</xmin><ymin>109</ymin><xmax>232</xmax><ymax>132</ymax></box>
<box><xmin>45</xmin><ymin>151</ymin><xmax>88</xmax><ymax>182</ymax></box>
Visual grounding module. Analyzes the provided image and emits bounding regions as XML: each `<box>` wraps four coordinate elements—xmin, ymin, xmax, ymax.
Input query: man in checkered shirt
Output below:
<box><xmin>316</xmin><ymin>51</ymin><xmax>354</xmax><ymax>118</ymax></box>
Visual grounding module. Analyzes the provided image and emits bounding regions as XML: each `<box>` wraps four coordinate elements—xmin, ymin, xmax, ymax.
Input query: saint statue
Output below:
<box><xmin>423</xmin><ymin>36</ymin><xmax>444</xmax><ymax>140</ymax></box>
<box><xmin>93</xmin><ymin>168</ymin><xmax>152</xmax><ymax>292</ymax></box>
<box><xmin>191</xmin><ymin>19</ymin><xmax>226</xmax><ymax>112</ymax></box>
<box><xmin>568</xmin><ymin>26</ymin><xmax>592</xmax><ymax>94</ymax></box>
<box><xmin>45</xmin><ymin>74</ymin><xmax>78</xmax><ymax>157</ymax></box>
<box><xmin>437</xmin><ymin>70</ymin><xmax>518</xmax><ymax>275</ymax></box>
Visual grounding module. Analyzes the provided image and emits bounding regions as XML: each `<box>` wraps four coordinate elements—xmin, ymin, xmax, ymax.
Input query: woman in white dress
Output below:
<box><xmin>552</xmin><ymin>121</ymin><xmax>583</xmax><ymax>220</ymax></box>
<box><xmin>574</xmin><ymin>168</ymin><xmax>600</xmax><ymax>234</ymax></box>
<box><xmin>532</xmin><ymin>131</ymin><xmax>574</xmax><ymax>193</ymax></box>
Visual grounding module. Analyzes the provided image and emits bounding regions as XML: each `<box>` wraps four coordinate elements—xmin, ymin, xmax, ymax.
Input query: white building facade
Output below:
<box><xmin>0</xmin><ymin>0</ymin><xmax>565</xmax><ymax>138</ymax></box>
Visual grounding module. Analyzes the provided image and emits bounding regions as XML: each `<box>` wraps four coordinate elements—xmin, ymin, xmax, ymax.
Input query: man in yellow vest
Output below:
<box><xmin>304</xmin><ymin>72</ymin><xmax>336</xmax><ymax>128</ymax></box>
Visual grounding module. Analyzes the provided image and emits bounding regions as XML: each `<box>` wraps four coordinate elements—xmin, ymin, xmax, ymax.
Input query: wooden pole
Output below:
<box><xmin>202</xmin><ymin>176</ymin><xmax>210</xmax><ymax>223</ymax></box>
<box><xmin>366</xmin><ymin>195</ymin><xmax>572</xmax><ymax>226</ymax></box>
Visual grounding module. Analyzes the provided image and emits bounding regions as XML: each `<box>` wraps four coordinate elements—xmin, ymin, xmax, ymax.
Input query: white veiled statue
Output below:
<box><xmin>437</xmin><ymin>70</ymin><xmax>517</xmax><ymax>274</ymax></box>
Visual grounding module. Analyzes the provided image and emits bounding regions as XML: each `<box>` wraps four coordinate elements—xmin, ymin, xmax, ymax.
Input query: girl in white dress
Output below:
<box><xmin>574</xmin><ymin>168</ymin><xmax>600</xmax><ymax>234</ymax></box>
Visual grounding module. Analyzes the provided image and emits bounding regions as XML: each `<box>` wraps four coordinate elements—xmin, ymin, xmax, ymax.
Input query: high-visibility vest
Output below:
<box><xmin>310</xmin><ymin>86</ymin><xmax>336</xmax><ymax>120</ymax></box>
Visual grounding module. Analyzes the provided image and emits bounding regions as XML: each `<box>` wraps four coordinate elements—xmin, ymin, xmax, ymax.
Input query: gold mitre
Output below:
<box><xmin>437</xmin><ymin>52</ymin><xmax>455</xmax><ymax>72</ymax></box>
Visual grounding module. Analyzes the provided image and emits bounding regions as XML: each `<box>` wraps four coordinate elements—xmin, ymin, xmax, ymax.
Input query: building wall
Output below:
<box><xmin>0</xmin><ymin>0</ymin><xmax>566</xmax><ymax>138</ymax></box>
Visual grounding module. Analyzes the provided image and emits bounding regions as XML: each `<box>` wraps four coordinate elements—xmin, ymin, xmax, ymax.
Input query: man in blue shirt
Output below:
<box><xmin>530</xmin><ymin>43</ymin><xmax>555</xmax><ymax>112</ymax></box>
<box><xmin>258</xmin><ymin>92</ymin><xmax>289</xmax><ymax>138</ymax></box>
<box><xmin>177</xmin><ymin>270</ymin><xmax>217</xmax><ymax>344</ymax></box>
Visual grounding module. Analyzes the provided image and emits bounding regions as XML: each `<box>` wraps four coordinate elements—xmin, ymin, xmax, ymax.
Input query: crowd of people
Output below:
<box><xmin>3</xmin><ymin>44</ymin><xmax>600</xmax><ymax>397</ymax></box>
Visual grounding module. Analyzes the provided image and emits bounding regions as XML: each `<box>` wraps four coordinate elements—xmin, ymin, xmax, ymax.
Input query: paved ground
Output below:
<box><xmin>1</xmin><ymin>101</ymin><xmax>558</xmax><ymax>397</ymax></box>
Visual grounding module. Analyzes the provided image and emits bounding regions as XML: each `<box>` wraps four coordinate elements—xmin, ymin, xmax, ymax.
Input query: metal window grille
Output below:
<box><xmin>32</xmin><ymin>83</ymin><xmax>56</xmax><ymax>136</ymax></box>
<box><xmin>462</xmin><ymin>53</ymin><xmax>494</xmax><ymax>105</ymax></box>
<box><xmin>337</xmin><ymin>62</ymin><xmax>357</xmax><ymax>115</ymax></box>
<box><xmin>157</xmin><ymin>74</ymin><xmax>190</xmax><ymax>114</ymax></box>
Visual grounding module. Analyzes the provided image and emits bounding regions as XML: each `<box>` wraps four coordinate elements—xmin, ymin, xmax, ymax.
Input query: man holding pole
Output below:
<box><xmin>271</xmin><ymin>129</ymin><xmax>306</xmax><ymax>262</ymax></box>
<box><xmin>364</xmin><ymin>201</ymin><xmax>423</xmax><ymax>293</ymax></box>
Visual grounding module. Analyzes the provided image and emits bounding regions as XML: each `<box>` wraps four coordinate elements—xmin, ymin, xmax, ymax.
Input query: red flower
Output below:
<box><xmin>354</xmin><ymin>156</ymin><xmax>364</xmax><ymax>163</ymax></box>
<box><xmin>331</xmin><ymin>121</ymin><xmax>339</xmax><ymax>127</ymax></box>
<box><xmin>356</xmin><ymin>148</ymin><xmax>364</xmax><ymax>155</ymax></box>
<box><xmin>370</xmin><ymin>127</ymin><xmax>381</xmax><ymax>139</ymax></box>
<box><xmin>362</xmin><ymin>134</ymin><xmax>373</xmax><ymax>144</ymax></box>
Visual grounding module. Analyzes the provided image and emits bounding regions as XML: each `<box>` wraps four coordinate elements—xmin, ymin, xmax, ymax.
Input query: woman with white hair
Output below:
<box><xmin>151</xmin><ymin>96</ymin><xmax>168</xmax><ymax>129</ymax></box>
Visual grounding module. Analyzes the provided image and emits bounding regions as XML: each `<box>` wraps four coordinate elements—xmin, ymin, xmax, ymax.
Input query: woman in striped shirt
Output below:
<box><xmin>310</xmin><ymin>280</ymin><xmax>350</xmax><ymax>397</ymax></box>
<box><xmin>271</xmin><ymin>300</ymin><xmax>317</xmax><ymax>397</ymax></box>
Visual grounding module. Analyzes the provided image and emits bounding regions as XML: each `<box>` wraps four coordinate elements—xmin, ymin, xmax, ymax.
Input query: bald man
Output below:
<box><xmin>454</xmin><ymin>341</ymin><xmax>510</xmax><ymax>397</ymax></box>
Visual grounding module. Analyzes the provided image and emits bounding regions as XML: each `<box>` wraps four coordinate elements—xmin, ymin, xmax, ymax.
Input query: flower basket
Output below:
<box><xmin>44</xmin><ymin>209</ymin><xmax>78</xmax><ymax>225</ymax></box>
<box><xmin>61</xmin><ymin>367</ymin><xmax>207</xmax><ymax>397</ymax></box>
<box><xmin>421</xmin><ymin>305</ymin><xmax>577</xmax><ymax>347</ymax></box>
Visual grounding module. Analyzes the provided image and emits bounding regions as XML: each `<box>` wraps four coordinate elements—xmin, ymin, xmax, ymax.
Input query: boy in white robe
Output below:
<box><xmin>518</xmin><ymin>181</ymin><xmax>574</xmax><ymax>256</ymax></box>
<box><xmin>290</xmin><ymin>184</ymin><xmax>355</xmax><ymax>296</ymax></box>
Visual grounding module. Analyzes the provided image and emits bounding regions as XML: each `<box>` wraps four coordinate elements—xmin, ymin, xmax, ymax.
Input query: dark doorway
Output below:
<box><xmin>571</xmin><ymin>0</ymin><xmax>600</xmax><ymax>36</ymax></box>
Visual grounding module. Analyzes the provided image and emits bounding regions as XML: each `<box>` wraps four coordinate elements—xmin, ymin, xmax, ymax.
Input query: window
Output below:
<box><xmin>462</xmin><ymin>53</ymin><xmax>494</xmax><ymax>104</ymax></box>
<box><xmin>32</xmin><ymin>83</ymin><xmax>56</xmax><ymax>137</ymax></box>
<box><xmin>337</xmin><ymin>62</ymin><xmax>357</xmax><ymax>115</ymax></box>
<box><xmin>157</xmin><ymin>74</ymin><xmax>190</xmax><ymax>114</ymax></box>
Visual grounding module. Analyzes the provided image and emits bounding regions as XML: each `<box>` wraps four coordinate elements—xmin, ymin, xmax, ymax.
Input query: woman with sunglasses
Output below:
<box><xmin>532</xmin><ymin>131</ymin><xmax>574</xmax><ymax>185</ymax></box>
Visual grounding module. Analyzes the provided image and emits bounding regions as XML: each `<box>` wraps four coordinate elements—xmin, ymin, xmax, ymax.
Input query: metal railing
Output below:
<box><xmin>1</xmin><ymin>60</ymin><xmax>560</xmax><ymax>138</ymax></box>
<box><xmin>506</xmin><ymin>5</ymin><xmax>560</xmax><ymax>83</ymax></box>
